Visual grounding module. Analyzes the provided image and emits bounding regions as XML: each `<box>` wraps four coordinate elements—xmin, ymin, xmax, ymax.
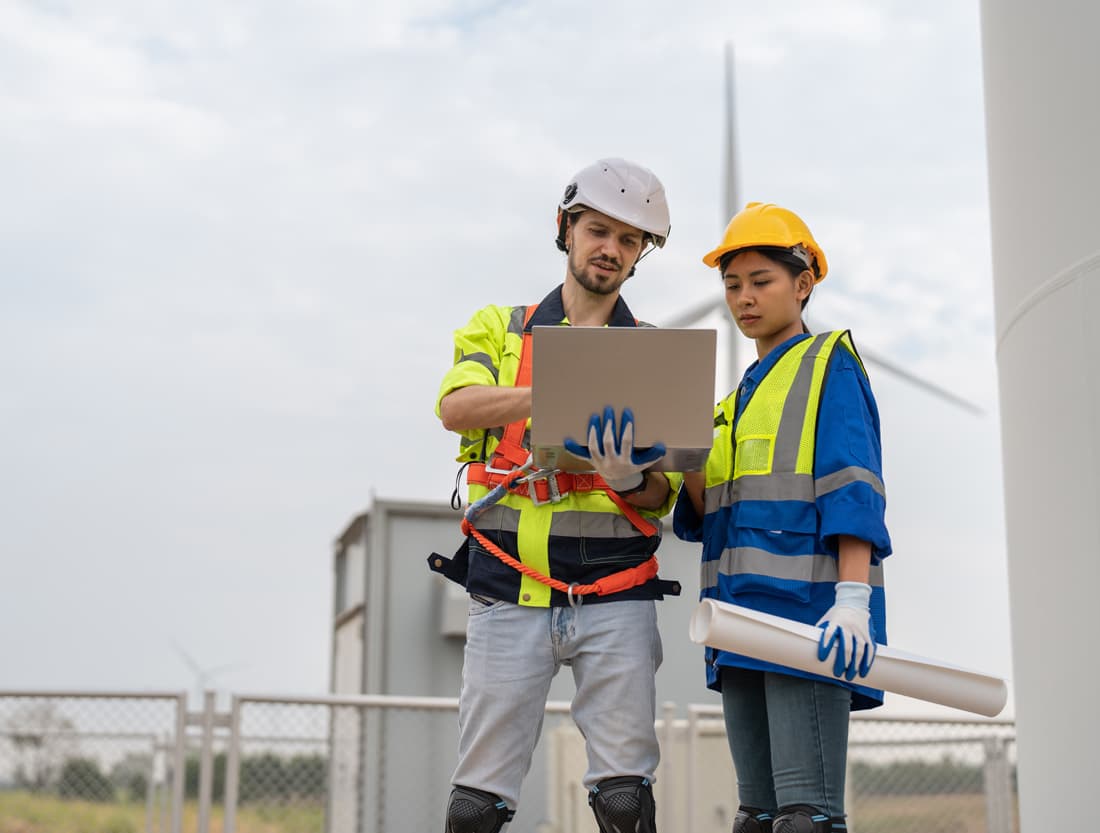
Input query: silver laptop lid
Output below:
<box><xmin>530</xmin><ymin>326</ymin><xmax>717</xmax><ymax>472</ymax></box>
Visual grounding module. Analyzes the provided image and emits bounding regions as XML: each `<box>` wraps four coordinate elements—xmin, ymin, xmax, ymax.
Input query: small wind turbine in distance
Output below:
<box><xmin>665</xmin><ymin>42</ymin><xmax>981</xmax><ymax>416</ymax></box>
<box><xmin>171</xmin><ymin>640</ymin><xmax>246</xmax><ymax>702</ymax></box>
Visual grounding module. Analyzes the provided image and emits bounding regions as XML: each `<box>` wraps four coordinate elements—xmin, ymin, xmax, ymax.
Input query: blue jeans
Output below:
<box><xmin>452</xmin><ymin>597</ymin><xmax>662</xmax><ymax>810</ymax></box>
<box><xmin>720</xmin><ymin>666</ymin><xmax>851</xmax><ymax>817</ymax></box>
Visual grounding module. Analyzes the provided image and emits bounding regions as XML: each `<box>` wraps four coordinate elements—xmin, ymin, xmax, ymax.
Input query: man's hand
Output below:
<box><xmin>816</xmin><ymin>581</ymin><xmax>876</xmax><ymax>681</ymax></box>
<box><xmin>563</xmin><ymin>407</ymin><xmax>665</xmax><ymax>492</ymax></box>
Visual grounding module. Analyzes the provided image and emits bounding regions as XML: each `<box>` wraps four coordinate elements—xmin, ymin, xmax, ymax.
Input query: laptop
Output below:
<box><xmin>530</xmin><ymin>325</ymin><xmax>717</xmax><ymax>472</ymax></box>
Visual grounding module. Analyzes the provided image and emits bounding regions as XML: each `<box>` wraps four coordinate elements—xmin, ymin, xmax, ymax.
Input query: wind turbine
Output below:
<box><xmin>666</xmin><ymin>42</ymin><xmax>981</xmax><ymax>415</ymax></box>
<box><xmin>171</xmin><ymin>640</ymin><xmax>245</xmax><ymax>702</ymax></box>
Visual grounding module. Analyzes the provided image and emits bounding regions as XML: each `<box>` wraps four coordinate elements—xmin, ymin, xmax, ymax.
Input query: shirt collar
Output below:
<box><xmin>526</xmin><ymin>284</ymin><xmax>637</xmax><ymax>330</ymax></box>
<box><xmin>741</xmin><ymin>332</ymin><xmax>813</xmax><ymax>388</ymax></box>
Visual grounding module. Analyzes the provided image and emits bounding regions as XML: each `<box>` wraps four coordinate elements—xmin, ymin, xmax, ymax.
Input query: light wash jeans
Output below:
<box><xmin>720</xmin><ymin>666</ymin><xmax>851</xmax><ymax>818</ymax></box>
<box><xmin>451</xmin><ymin>596</ymin><xmax>662</xmax><ymax>810</ymax></box>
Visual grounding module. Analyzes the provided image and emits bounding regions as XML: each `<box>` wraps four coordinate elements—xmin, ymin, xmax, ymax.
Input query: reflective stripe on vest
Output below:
<box><xmin>700</xmin><ymin>331</ymin><xmax>885</xmax><ymax>591</ymax></box>
<box><xmin>700</xmin><ymin>552</ymin><xmax>885</xmax><ymax>589</ymax></box>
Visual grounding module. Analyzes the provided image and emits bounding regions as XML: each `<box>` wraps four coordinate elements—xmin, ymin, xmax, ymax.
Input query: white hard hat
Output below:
<box><xmin>558</xmin><ymin>158</ymin><xmax>671</xmax><ymax>248</ymax></box>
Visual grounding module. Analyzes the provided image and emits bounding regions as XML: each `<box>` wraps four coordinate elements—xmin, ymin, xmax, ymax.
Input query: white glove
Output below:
<box><xmin>562</xmin><ymin>407</ymin><xmax>666</xmax><ymax>493</ymax></box>
<box><xmin>816</xmin><ymin>581</ymin><xmax>876</xmax><ymax>681</ymax></box>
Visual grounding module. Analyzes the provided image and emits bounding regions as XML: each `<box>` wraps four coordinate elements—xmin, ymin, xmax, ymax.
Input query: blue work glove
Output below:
<box><xmin>563</xmin><ymin>407</ymin><xmax>666</xmax><ymax>493</ymax></box>
<box><xmin>816</xmin><ymin>581</ymin><xmax>876</xmax><ymax>681</ymax></box>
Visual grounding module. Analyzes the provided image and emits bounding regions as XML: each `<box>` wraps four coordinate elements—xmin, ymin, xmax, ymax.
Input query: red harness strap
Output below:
<box><xmin>463</xmin><ymin>303</ymin><xmax>661</xmax><ymax>596</ymax></box>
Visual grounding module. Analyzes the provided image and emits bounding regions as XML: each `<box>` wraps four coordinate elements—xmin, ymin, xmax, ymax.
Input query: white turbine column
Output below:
<box><xmin>980</xmin><ymin>2</ymin><xmax>1100</xmax><ymax>829</ymax></box>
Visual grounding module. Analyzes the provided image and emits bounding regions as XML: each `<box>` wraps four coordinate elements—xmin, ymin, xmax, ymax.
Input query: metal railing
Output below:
<box><xmin>0</xmin><ymin>690</ymin><xmax>1018</xmax><ymax>833</ymax></box>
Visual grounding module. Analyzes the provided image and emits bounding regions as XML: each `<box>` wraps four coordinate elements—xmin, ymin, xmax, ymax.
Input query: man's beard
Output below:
<box><xmin>568</xmin><ymin>251</ymin><xmax>628</xmax><ymax>296</ymax></box>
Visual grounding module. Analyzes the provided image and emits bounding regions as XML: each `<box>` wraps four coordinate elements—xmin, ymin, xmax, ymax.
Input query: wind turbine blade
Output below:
<box><xmin>171</xmin><ymin>640</ymin><xmax>202</xmax><ymax>675</ymax></box>
<box><xmin>660</xmin><ymin>297</ymin><xmax>726</xmax><ymax>329</ymax></box>
<box><xmin>856</xmin><ymin>344</ymin><xmax>984</xmax><ymax>415</ymax></box>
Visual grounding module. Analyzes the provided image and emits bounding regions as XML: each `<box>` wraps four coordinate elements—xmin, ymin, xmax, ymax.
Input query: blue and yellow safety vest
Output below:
<box><xmin>674</xmin><ymin>330</ymin><xmax>892</xmax><ymax>709</ymax></box>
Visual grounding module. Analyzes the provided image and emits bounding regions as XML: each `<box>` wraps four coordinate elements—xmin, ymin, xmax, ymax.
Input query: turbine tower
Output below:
<box><xmin>981</xmin><ymin>2</ymin><xmax>1099</xmax><ymax>827</ymax></box>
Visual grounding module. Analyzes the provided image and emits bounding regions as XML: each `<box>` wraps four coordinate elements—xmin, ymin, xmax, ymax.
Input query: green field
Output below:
<box><xmin>0</xmin><ymin>792</ymin><xmax>323</xmax><ymax>833</ymax></box>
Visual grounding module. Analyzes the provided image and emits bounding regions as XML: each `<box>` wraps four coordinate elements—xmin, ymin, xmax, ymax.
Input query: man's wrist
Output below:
<box><xmin>612</xmin><ymin>472</ymin><xmax>648</xmax><ymax>496</ymax></box>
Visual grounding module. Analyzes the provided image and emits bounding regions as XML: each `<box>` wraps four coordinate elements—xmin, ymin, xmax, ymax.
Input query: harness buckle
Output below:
<box><xmin>517</xmin><ymin>467</ymin><xmax>565</xmax><ymax>506</ymax></box>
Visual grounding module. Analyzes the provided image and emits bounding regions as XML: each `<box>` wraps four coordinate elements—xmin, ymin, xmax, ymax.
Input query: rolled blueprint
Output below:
<box><xmin>690</xmin><ymin>599</ymin><xmax>1009</xmax><ymax>717</ymax></box>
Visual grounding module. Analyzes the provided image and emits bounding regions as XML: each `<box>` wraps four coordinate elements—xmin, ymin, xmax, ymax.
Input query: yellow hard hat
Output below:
<box><xmin>702</xmin><ymin>201</ymin><xmax>828</xmax><ymax>281</ymax></box>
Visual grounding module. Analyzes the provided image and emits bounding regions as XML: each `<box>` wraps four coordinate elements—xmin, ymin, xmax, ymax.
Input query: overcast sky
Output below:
<box><xmin>1</xmin><ymin>0</ymin><xmax>1012</xmax><ymax>712</ymax></box>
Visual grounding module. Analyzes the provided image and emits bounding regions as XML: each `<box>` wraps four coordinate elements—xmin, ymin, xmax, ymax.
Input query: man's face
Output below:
<box><xmin>564</xmin><ymin>210</ymin><xmax>646</xmax><ymax>296</ymax></box>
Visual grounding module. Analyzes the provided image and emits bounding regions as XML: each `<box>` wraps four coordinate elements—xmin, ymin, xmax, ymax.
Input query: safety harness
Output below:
<box><xmin>450</xmin><ymin>303</ymin><xmax>667</xmax><ymax>601</ymax></box>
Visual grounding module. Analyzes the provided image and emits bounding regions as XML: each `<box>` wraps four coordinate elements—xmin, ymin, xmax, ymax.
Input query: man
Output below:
<box><xmin>430</xmin><ymin>158</ymin><xmax>681</xmax><ymax>833</ymax></box>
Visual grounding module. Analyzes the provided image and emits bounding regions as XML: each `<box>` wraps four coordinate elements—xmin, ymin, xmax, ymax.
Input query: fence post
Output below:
<box><xmin>659</xmin><ymin>702</ymin><xmax>676</xmax><ymax>833</ymax></box>
<box><xmin>159</xmin><ymin>738</ymin><xmax>170</xmax><ymax>833</ymax></box>
<box><xmin>144</xmin><ymin>735</ymin><xmax>157</xmax><ymax>833</ymax></box>
<box><xmin>196</xmin><ymin>691</ymin><xmax>217</xmax><ymax>833</ymax></box>
<box><xmin>224</xmin><ymin>696</ymin><xmax>243</xmax><ymax>833</ymax></box>
<box><xmin>983</xmin><ymin>736</ymin><xmax>1013</xmax><ymax>833</ymax></box>
<box><xmin>686</xmin><ymin>706</ymin><xmax>701</xmax><ymax>833</ymax></box>
<box><xmin>172</xmin><ymin>695</ymin><xmax>188</xmax><ymax>833</ymax></box>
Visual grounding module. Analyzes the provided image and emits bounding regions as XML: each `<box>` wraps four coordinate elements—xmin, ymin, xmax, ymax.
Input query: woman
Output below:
<box><xmin>676</xmin><ymin>202</ymin><xmax>892</xmax><ymax>833</ymax></box>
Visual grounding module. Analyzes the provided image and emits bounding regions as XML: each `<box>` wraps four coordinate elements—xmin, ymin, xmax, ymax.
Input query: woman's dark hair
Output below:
<box><xmin>718</xmin><ymin>246</ymin><xmax>816</xmax><ymax>313</ymax></box>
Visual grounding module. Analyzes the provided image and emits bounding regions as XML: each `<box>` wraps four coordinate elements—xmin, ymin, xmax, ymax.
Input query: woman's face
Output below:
<box><xmin>721</xmin><ymin>249</ymin><xmax>812</xmax><ymax>354</ymax></box>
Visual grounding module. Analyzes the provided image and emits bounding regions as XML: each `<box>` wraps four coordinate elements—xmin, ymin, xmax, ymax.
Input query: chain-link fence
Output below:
<box><xmin>223</xmin><ymin>694</ymin><xmax>576</xmax><ymax>833</ymax></box>
<box><xmin>847</xmin><ymin>714</ymin><xmax>1017</xmax><ymax>833</ymax></box>
<box><xmin>0</xmin><ymin>691</ymin><xmax>1018</xmax><ymax>833</ymax></box>
<box><xmin>0</xmin><ymin>691</ymin><xmax>187</xmax><ymax>833</ymax></box>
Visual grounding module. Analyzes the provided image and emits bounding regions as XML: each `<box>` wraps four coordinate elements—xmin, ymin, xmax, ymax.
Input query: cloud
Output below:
<box><xmin>0</xmin><ymin>0</ymin><xmax>1009</xmax><ymax>695</ymax></box>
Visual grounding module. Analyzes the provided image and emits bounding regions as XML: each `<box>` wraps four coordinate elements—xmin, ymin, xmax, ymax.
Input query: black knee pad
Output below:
<box><xmin>588</xmin><ymin>776</ymin><xmax>656</xmax><ymax>833</ymax></box>
<box><xmin>733</xmin><ymin>804</ymin><xmax>774</xmax><ymax>832</ymax></box>
<box><xmin>445</xmin><ymin>786</ymin><xmax>513</xmax><ymax>833</ymax></box>
<box><xmin>772</xmin><ymin>805</ymin><xmax>831</xmax><ymax>833</ymax></box>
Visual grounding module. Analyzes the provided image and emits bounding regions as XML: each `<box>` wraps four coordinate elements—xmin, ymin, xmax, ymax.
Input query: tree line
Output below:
<box><xmin>19</xmin><ymin>752</ymin><xmax>328</xmax><ymax>804</ymax></box>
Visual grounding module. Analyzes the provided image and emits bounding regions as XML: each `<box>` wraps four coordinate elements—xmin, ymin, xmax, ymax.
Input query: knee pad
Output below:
<box><xmin>733</xmin><ymin>805</ymin><xmax>774</xmax><ymax>832</ymax></box>
<box><xmin>588</xmin><ymin>776</ymin><xmax>656</xmax><ymax>833</ymax></box>
<box><xmin>772</xmin><ymin>805</ymin><xmax>831</xmax><ymax>833</ymax></box>
<box><xmin>445</xmin><ymin>786</ymin><xmax>513</xmax><ymax>833</ymax></box>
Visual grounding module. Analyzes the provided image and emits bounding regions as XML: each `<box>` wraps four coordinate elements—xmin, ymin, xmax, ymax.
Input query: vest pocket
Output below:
<box><xmin>734</xmin><ymin>435</ymin><xmax>773</xmax><ymax>476</ymax></box>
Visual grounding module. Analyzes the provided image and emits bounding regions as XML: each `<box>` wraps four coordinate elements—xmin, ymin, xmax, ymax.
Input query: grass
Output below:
<box><xmin>0</xmin><ymin>792</ymin><xmax>324</xmax><ymax>833</ymax></box>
